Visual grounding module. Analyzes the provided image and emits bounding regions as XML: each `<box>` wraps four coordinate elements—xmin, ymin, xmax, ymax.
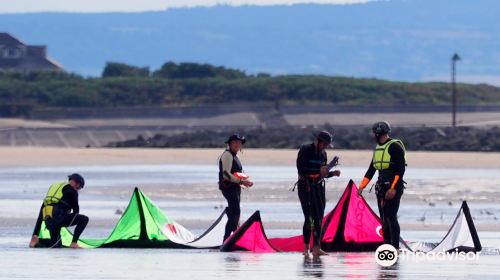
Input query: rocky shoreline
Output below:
<box><xmin>108</xmin><ymin>125</ymin><xmax>500</xmax><ymax>152</ymax></box>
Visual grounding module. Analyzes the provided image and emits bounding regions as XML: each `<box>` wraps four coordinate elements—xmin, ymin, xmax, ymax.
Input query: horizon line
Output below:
<box><xmin>0</xmin><ymin>0</ymin><xmax>374</xmax><ymax>15</ymax></box>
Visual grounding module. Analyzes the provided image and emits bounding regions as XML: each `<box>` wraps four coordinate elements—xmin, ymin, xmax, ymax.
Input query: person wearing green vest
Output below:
<box><xmin>357</xmin><ymin>121</ymin><xmax>406</xmax><ymax>249</ymax></box>
<box><xmin>29</xmin><ymin>173</ymin><xmax>88</xmax><ymax>248</ymax></box>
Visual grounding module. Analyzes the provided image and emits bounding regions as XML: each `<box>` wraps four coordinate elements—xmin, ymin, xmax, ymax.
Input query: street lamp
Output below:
<box><xmin>451</xmin><ymin>53</ymin><xmax>461</xmax><ymax>127</ymax></box>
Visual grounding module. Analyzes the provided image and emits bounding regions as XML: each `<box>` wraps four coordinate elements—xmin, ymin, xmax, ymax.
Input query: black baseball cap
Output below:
<box><xmin>316</xmin><ymin>130</ymin><xmax>333</xmax><ymax>147</ymax></box>
<box><xmin>225</xmin><ymin>134</ymin><xmax>246</xmax><ymax>145</ymax></box>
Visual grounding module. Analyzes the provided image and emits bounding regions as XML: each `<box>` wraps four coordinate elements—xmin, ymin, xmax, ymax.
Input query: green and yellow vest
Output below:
<box><xmin>372</xmin><ymin>139</ymin><xmax>406</xmax><ymax>170</ymax></box>
<box><xmin>42</xmin><ymin>181</ymin><xmax>68</xmax><ymax>220</ymax></box>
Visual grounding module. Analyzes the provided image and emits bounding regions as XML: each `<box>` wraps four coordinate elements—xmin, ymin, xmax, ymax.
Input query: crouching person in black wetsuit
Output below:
<box><xmin>219</xmin><ymin>134</ymin><xmax>254</xmax><ymax>243</ymax></box>
<box><xmin>296</xmin><ymin>131</ymin><xmax>341</xmax><ymax>257</ymax></box>
<box><xmin>29</xmin><ymin>173</ymin><xmax>89</xmax><ymax>248</ymax></box>
<box><xmin>357</xmin><ymin>121</ymin><xmax>406</xmax><ymax>249</ymax></box>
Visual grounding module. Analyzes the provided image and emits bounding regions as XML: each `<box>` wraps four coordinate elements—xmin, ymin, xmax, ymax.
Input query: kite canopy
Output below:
<box><xmin>36</xmin><ymin>182</ymin><xmax>481</xmax><ymax>253</ymax></box>
<box><xmin>401</xmin><ymin>201</ymin><xmax>481</xmax><ymax>253</ymax></box>
<box><xmin>220</xmin><ymin>211</ymin><xmax>277</xmax><ymax>253</ymax></box>
<box><xmin>37</xmin><ymin>187</ymin><xmax>227</xmax><ymax>249</ymax></box>
<box><xmin>222</xmin><ymin>180</ymin><xmax>384</xmax><ymax>252</ymax></box>
<box><xmin>222</xmin><ymin>180</ymin><xmax>481</xmax><ymax>253</ymax></box>
<box><xmin>320</xmin><ymin>180</ymin><xmax>384</xmax><ymax>251</ymax></box>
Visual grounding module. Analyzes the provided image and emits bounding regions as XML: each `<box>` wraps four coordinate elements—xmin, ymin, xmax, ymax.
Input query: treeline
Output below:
<box><xmin>107</xmin><ymin>126</ymin><xmax>500</xmax><ymax>152</ymax></box>
<box><xmin>1</xmin><ymin>61</ymin><xmax>500</xmax><ymax>117</ymax></box>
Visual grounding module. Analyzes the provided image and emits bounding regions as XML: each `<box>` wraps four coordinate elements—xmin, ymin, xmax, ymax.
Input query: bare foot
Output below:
<box><xmin>312</xmin><ymin>246</ymin><xmax>328</xmax><ymax>257</ymax></box>
<box><xmin>70</xmin><ymin>242</ymin><xmax>83</xmax><ymax>249</ymax></box>
<box><xmin>29</xmin><ymin>235</ymin><xmax>39</xmax><ymax>248</ymax></box>
<box><xmin>302</xmin><ymin>249</ymin><xmax>310</xmax><ymax>258</ymax></box>
<box><xmin>302</xmin><ymin>245</ymin><xmax>310</xmax><ymax>257</ymax></box>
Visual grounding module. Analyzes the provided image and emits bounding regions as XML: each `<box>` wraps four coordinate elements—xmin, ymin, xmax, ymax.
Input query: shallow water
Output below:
<box><xmin>1</xmin><ymin>242</ymin><xmax>499</xmax><ymax>279</ymax></box>
<box><xmin>1</xmin><ymin>229</ymin><xmax>499</xmax><ymax>279</ymax></box>
<box><xmin>1</xmin><ymin>164</ymin><xmax>499</xmax><ymax>226</ymax></box>
<box><xmin>1</xmin><ymin>163</ymin><xmax>499</xmax><ymax>279</ymax></box>
<box><xmin>2</xmin><ymin>164</ymin><xmax>500</xmax><ymax>193</ymax></box>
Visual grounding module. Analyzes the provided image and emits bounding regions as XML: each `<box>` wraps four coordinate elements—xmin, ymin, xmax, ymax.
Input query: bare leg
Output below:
<box><xmin>303</xmin><ymin>244</ymin><xmax>310</xmax><ymax>257</ymax></box>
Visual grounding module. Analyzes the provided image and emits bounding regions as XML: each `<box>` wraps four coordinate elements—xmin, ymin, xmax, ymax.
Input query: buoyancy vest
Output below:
<box><xmin>42</xmin><ymin>181</ymin><xmax>69</xmax><ymax>220</ymax></box>
<box><xmin>218</xmin><ymin>150</ymin><xmax>243</xmax><ymax>189</ymax></box>
<box><xmin>372</xmin><ymin>139</ymin><xmax>406</xmax><ymax>170</ymax></box>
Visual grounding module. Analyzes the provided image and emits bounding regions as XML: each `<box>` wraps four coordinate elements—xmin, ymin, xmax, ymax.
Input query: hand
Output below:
<box><xmin>357</xmin><ymin>187</ymin><xmax>364</xmax><ymax>196</ymax></box>
<box><xmin>242</xmin><ymin>180</ymin><xmax>254</xmax><ymax>188</ymax></box>
<box><xmin>29</xmin><ymin>235</ymin><xmax>39</xmax><ymax>248</ymax></box>
<box><xmin>320</xmin><ymin>166</ymin><xmax>329</xmax><ymax>177</ymax></box>
<box><xmin>332</xmin><ymin>170</ymin><xmax>341</xmax><ymax>177</ymax></box>
<box><xmin>385</xmin><ymin>188</ymin><xmax>396</xmax><ymax>200</ymax></box>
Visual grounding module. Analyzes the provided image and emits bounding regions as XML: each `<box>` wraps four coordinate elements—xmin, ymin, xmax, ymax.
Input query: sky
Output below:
<box><xmin>0</xmin><ymin>0</ymin><xmax>372</xmax><ymax>13</ymax></box>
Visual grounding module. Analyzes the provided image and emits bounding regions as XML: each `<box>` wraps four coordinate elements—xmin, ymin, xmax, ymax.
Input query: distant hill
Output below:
<box><xmin>0</xmin><ymin>0</ymin><xmax>499</xmax><ymax>84</ymax></box>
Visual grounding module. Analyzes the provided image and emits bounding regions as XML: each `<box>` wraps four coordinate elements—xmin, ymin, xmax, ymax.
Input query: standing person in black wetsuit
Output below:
<box><xmin>219</xmin><ymin>134</ymin><xmax>254</xmax><ymax>242</ymax></box>
<box><xmin>29</xmin><ymin>173</ymin><xmax>89</xmax><ymax>248</ymax></box>
<box><xmin>296</xmin><ymin>131</ymin><xmax>341</xmax><ymax>257</ymax></box>
<box><xmin>357</xmin><ymin>121</ymin><xmax>406</xmax><ymax>249</ymax></box>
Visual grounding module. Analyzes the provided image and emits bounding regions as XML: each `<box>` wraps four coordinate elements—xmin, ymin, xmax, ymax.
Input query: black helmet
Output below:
<box><xmin>372</xmin><ymin>121</ymin><xmax>391</xmax><ymax>136</ymax></box>
<box><xmin>68</xmin><ymin>173</ymin><xmax>85</xmax><ymax>188</ymax></box>
<box><xmin>316</xmin><ymin>130</ymin><xmax>333</xmax><ymax>147</ymax></box>
<box><xmin>225</xmin><ymin>133</ymin><xmax>246</xmax><ymax>145</ymax></box>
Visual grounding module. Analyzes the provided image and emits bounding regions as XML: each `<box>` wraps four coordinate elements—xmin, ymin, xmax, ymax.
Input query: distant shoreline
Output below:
<box><xmin>0</xmin><ymin>147</ymin><xmax>499</xmax><ymax>169</ymax></box>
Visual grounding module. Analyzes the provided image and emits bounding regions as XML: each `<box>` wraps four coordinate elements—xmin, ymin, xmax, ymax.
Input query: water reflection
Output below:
<box><xmin>224</xmin><ymin>255</ymin><xmax>241</xmax><ymax>263</ymax></box>
<box><xmin>221</xmin><ymin>253</ymin><xmax>263</xmax><ymax>273</ymax></box>
<box><xmin>299</xmin><ymin>255</ymin><xmax>324</xmax><ymax>278</ymax></box>
<box><xmin>341</xmin><ymin>252</ymin><xmax>377</xmax><ymax>279</ymax></box>
<box><xmin>222</xmin><ymin>253</ymin><xmax>242</xmax><ymax>274</ymax></box>
<box><xmin>377</xmin><ymin>262</ymin><xmax>399</xmax><ymax>279</ymax></box>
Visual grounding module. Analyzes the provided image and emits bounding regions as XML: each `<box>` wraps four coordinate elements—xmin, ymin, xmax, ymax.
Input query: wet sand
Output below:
<box><xmin>1</xmin><ymin>147</ymin><xmax>499</xmax><ymax>169</ymax></box>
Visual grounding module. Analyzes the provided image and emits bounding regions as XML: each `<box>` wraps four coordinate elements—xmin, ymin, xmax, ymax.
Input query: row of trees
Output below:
<box><xmin>1</xmin><ymin>61</ymin><xmax>500</xmax><ymax>116</ymax></box>
<box><xmin>102</xmin><ymin>62</ymin><xmax>247</xmax><ymax>79</ymax></box>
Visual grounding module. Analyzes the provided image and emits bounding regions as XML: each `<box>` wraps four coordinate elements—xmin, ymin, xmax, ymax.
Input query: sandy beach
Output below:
<box><xmin>1</xmin><ymin>147</ymin><xmax>499</xmax><ymax>169</ymax></box>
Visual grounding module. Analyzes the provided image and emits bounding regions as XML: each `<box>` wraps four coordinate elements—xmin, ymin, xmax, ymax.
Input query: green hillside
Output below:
<box><xmin>1</xmin><ymin>62</ymin><xmax>499</xmax><ymax>117</ymax></box>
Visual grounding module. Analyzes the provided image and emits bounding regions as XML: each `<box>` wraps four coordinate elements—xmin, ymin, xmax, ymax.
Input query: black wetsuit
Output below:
<box><xmin>364</xmin><ymin>139</ymin><xmax>406</xmax><ymax>249</ymax></box>
<box><xmin>296</xmin><ymin>143</ymin><xmax>335</xmax><ymax>247</ymax></box>
<box><xmin>32</xmin><ymin>184</ymin><xmax>89</xmax><ymax>247</ymax></box>
<box><xmin>219</xmin><ymin>150</ymin><xmax>243</xmax><ymax>242</ymax></box>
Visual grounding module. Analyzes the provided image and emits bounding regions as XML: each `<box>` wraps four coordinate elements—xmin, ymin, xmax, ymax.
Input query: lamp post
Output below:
<box><xmin>451</xmin><ymin>53</ymin><xmax>461</xmax><ymax>127</ymax></box>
